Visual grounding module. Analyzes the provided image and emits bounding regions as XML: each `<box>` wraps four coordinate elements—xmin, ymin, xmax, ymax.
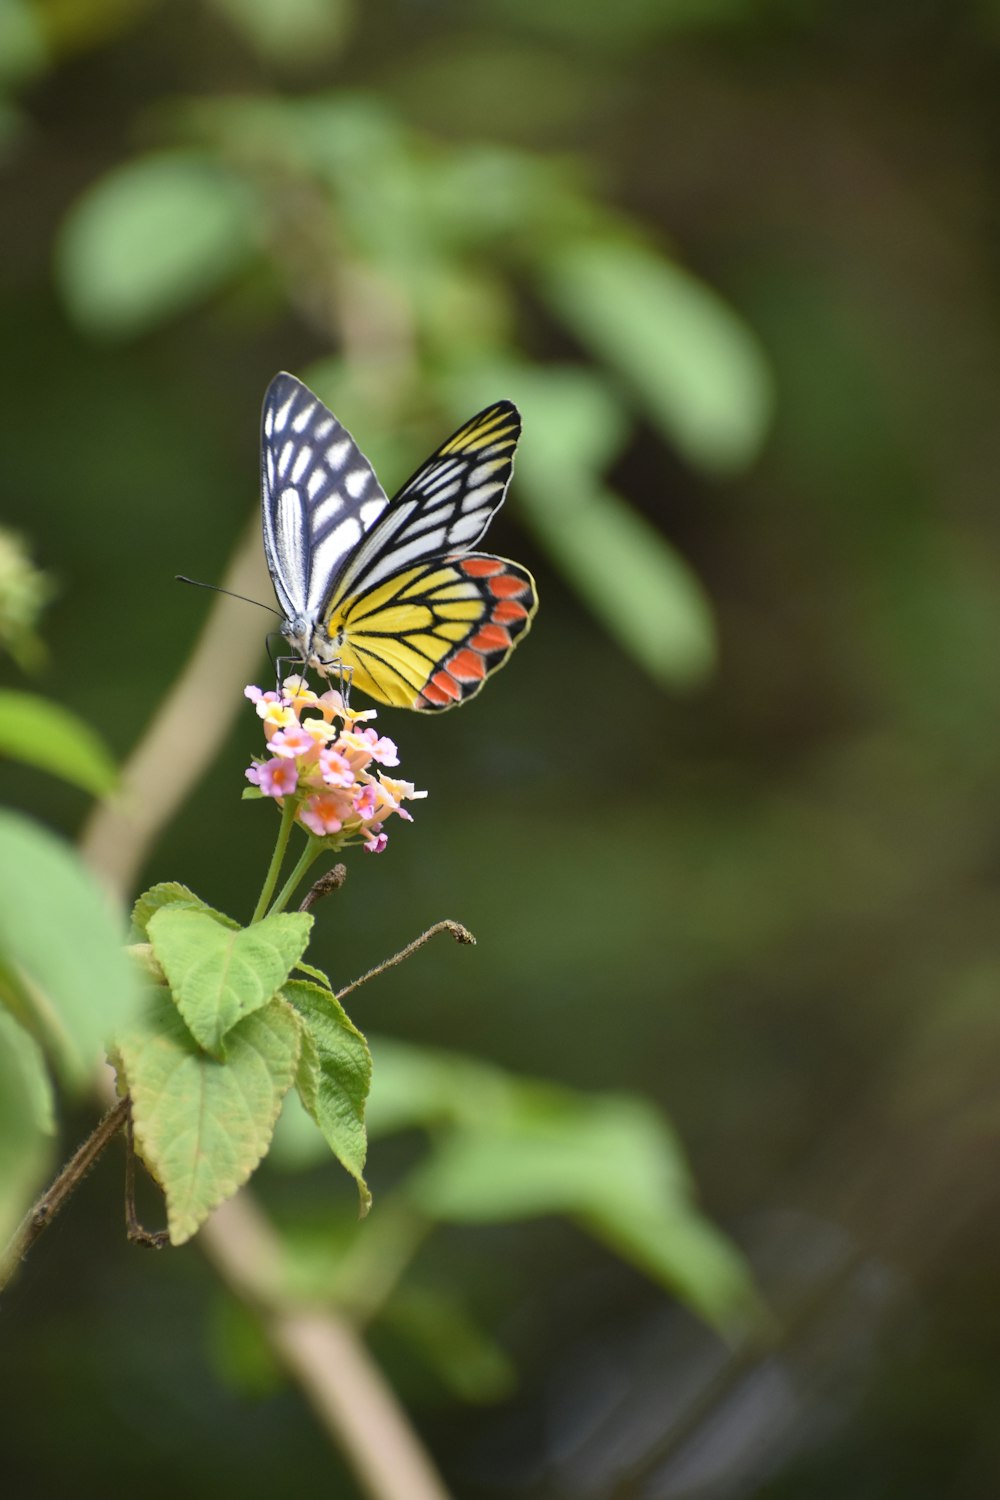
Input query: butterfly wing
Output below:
<box><xmin>331</xmin><ymin>553</ymin><xmax>536</xmax><ymax>711</ymax></box>
<box><xmin>260</xmin><ymin>372</ymin><xmax>390</xmax><ymax>632</ymax></box>
<box><xmin>323</xmin><ymin>398</ymin><xmax>535</xmax><ymax>710</ymax></box>
<box><xmin>327</xmin><ymin>399</ymin><xmax>522</xmax><ymax>604</ymax></box>
<box><xmin>260</xmin><ymin>373</ymin><xmax>536</xmax><ymax>709</ymax></box>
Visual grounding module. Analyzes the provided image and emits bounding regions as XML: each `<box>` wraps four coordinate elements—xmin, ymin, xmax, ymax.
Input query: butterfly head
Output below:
<box><xmin>281</xmin><ymin>612</ymin><xmax>344</xmax><ymax>672</ymax></box>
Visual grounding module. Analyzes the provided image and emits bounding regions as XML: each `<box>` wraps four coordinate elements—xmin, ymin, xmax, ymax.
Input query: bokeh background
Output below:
<box><xmin>5</xmin><ymin>1</ymin><xmax>1000</xmax><ymax>1496</ymax></box>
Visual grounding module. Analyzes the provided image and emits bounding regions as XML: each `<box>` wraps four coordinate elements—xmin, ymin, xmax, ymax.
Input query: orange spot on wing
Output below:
<box><xmin>489</xmin><ymin>573</ymin><xmax>529</xmax><ymax>598</ymax></box>
<box><xmin>448</xmin><ymin>649</ymin><xmax>486</xmax><ymax>682</ymax></box>
<box><xmin>430</xmin><ymin>670</ymin><xmax>462</xmax><ymax>701</ymax></box>
<box><xmin>461</xmin><ymin>557</ymin><xmax>505</xmax><ymax>577</ymax></box>
<box><xmin>470</xmin><ymin>624</ymin><xmax>511</xmax><ymax>652</ymax></box>
<box><xmin>493</xmin><ymin>600</ymin><xmax>529</xmax><ymax>623</ymax></box>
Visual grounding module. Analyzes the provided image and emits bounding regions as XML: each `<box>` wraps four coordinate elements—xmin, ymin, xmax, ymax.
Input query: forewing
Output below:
<box><xmin>333</xmin><ymin>553</ymin><xmax>537</xmax><ymax>711</ymax></box>
<box><xmin>260</xmin><ymin>373</ymin><xmax>390</xmax><ymax>622</ymax></box>
<box><xmin>329</xmin><ymin>402</ymin><xmax>521</xmax><ymax>606</ymax></box>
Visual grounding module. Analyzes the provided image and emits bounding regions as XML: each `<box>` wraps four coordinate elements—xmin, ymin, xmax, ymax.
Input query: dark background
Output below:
<box><xmin>5</xmin><ymin>1</ymin><xmax>1000</xmax><ymax>1495</ymax></box>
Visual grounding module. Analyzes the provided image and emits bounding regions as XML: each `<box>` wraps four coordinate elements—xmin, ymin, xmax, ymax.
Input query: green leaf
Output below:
<box><xmin>0</xmin><ymin>1009</ymin><xmax>55</xmax><ymax>1135</ymax></box>
<box><xmin>413</xmin><ymin>1088</ymin><xmax>691</xmax><ymax>1219</ymax></box>
<box><xmin>538</xmin><ymin>238</ymin><xmax>773</xmax><ymax>474</ymax></box>
<box><xmin>55</xmin><ymin>152</ymin><xmax>258</xmax><ymax>338</ymax></box>
<box><xmin>293</xmin><ymin>959</ymin><xmax>332</xmax><ymax>989</ymax></box>
<box><xmin>0</xmin><ymin>0</ymin><xmax>47</xmax><ymax>89</ymax></box>
<box><xmin>0</xmin><ymin>690</ymin><xmax>117</xmax><ymax>796</ymax></box>
<box><xmin>366</xmin><ymin>1037</ymin><xmax>512</xmax><ymax>1137</ymax></box>
<box><xmin>521</xmin><ymin>468</ymin><xmax>717</xmax><ymax>689</ymax></box>
<box><xmin>0</xmin><ymin>810</ymin><xmax>142</xmax><ymax>1088</ymax></box>
<box><xmin>210</xmin><ymin>0</ymin><xmax>352</xmax><ymax>65</ymax></box>
<box><xmin>440</xmin><ymin>361</ymin><xmax>717</xmax><ymax>687</ymax></box>
<box><xmin>115</xmin><ymin>990</ymin><xmax>301</xmax><ymax>1245</ymax></box>
<box><xmin>410</xmin><ymin>1084</ymin><xmax>760</xmax><ymax>1333</ymax></box>
<box><xmin>386</xmin><ymin>1286</ymin><xmax>517</xmax><ymax>1403</ymax></box>
<box><xmin>147</xmin><ymin>907</ymin><xmax>312</xmax><ymax>1059</ymax></box>
<box><xmin>283</xmin><ymin>979</ymin><xmax>372</xmax><ymax>1214</ymax></box>
<box><xmin>0</xmin><ymin>1010</ymin><xmax>54</xmax><ymax>1251</ymax></box>
<box><xmin>131</xmin><ymin>882</ymin><xmax>239</xmax><ymax>939</ymax></box>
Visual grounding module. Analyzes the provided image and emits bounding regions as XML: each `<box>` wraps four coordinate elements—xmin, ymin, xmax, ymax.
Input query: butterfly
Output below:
<box><xmin>260</xmin><ymin>372</ymin><xmax>537</xmax><ymax>711</ymax></box>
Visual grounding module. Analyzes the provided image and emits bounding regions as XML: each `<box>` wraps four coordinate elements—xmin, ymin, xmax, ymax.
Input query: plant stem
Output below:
<box><xmin>0</xmin><ymin>1096</ymin><xmax>130</xmax><ymax>1292</ymax></box>
<box><xmin>336</xmin><ymin>921</ymin><xmax>475</xmax><ymax>1002</ymax></box>
<box><xmin>251</xmin><ymin>796</ymin><xmax>299</xmax><ymax>923</ymax></box>
<box><xmin>269</xmin><ymin>833</ymin><xmax>326</xmax><ymax>916</ymax></box>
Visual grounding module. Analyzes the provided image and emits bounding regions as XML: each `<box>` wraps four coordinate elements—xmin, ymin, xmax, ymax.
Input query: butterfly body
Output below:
<box><xmin>261</xmin><ymin>373</ymin><xmax>536</xmax><ymax>710</ymax></box>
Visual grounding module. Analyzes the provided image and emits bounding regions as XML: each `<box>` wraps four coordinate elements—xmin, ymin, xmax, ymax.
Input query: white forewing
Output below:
<box><xmin>260</xmin><ymin>373</ymin><xmax>389</xmax><ymax>623</ymax></box>
<box><xmin>261</xmin><ymin>376</ymin><xmax>521</xmax><ymax>642</ymax></box>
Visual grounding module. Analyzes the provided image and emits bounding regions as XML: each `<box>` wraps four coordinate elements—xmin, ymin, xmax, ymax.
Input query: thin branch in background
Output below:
<box><xmin>0</xmin><ymin>1095</ymin><xmax>130</xmax><ymax>1292</ymax></box>
<box><xmin>299</xmin><ymin>863</ymin><xmax>348</xmax><ymax>912</ymax></box>
<box><xmin>336</xmin><ymin>920</ymin><xmax>476</xmax><ymax>1003</ymax></box>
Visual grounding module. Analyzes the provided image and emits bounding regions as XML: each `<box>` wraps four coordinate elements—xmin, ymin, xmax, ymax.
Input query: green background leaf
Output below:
<box><xmin>0</xmin><ymin>1009</ymin><xmax>55</xmax><ymax>1251</ymax></box>
<box><xmin>0</xmin><ymin>689</ymin><xmax>117</xmax><ymax>796</ymax></box>
<box><xmin>55</xmin><ymin>152</ymin><xmax>258</xmax><ymax>337</ymax></box>
<box><xmin>0</xmin><ymin>810</ymin><xmax>142</xmax><ymax>1087</ymax></box>
<box><xmin>538</xmin><ymin>237</ymin><xmax>774</xmax><ymax>474</ymax></box>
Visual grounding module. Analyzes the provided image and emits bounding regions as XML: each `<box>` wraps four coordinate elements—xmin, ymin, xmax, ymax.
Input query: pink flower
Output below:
<box><xmin>269</xmin><ymin>725</ymin><xmax>318</xmax><ymax>760</ymax></box>
<box><xmin>352</xmin><ymin>782</ymin><xmax>378</xmax><ymax>820</ymax></box>
<box><xmin>256</xmin><ymin>758</ymin><xmax>299</xmax><ymax>798</ymax></box>
<box><xmin>299</xmin><ymin>792</ymin><xmax>349</xmax><ymax>837</ymax></box>
<box><xmin>318</xmin><ymin>746</ymin><xmax>355</xmax><ymax>788</ymax></box>
<box><xmin>245</xmin><ymin>678</ymin><xmax>426</xmax><ymax>854</ymax></box>
<box><xmin>359</xmin><ymin>728</ymin><xmax>399</xmax><ymax>767</ymax></box>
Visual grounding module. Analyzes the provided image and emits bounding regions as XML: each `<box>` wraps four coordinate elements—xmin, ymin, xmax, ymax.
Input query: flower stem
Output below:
<box><xmin>251</xmin><ymin>797</ymin><xmax>299</xmax><ymax>924</ymax></box>
<box><xmin>268</xmin><ymin>834</ymin><xmax>325</xmax><ymax>917</ymax></box>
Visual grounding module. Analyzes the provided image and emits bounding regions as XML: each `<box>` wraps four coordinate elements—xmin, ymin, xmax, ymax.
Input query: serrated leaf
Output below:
<box><xmin>131</xmin><ymin>882</ymin><xmax>239</xmax><ymax>939</ymax></box>
<box><xmin>283</xmin><ymin>979</ymin><xmax>371</xmax><ymax>1213</ymax></box>
<box><xmin>0</xmin><ymin>690</ymin><xmax>117</xmax><ymax>796</ymax></box>
<box><xmin>0</xmin><ymin>1010</ymin><xmax>54</xmax><ymax>1251</ymax></box>
<box><xmin>115</xmin><ymin>989</ymin><xmax>301</xmax><ymax>1245</ymax></box>
<box><xmin>55</xmin><ymin>151</ymin><xmax>257</xmax><ymax>338</ymax></box>
<box><xmin>292</xmin><ymin>959</ymin><xmax>332</xmax><ymax>989</ymax></box>
<box><xmin>538</xmin><ymin>238</ymin><xmax>773</xmax><ymax>475</ymax></box>
<box><xmin>148</xmin><ymin>907</ymin><xmax>312</xmax><ymax>1059</ymax></box>
<box><xmin>0</xmin><ymin>809</ymin><xmax>141</xmax><ymax>1087</ymax></box>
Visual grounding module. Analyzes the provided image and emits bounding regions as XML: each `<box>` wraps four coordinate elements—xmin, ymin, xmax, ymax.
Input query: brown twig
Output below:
<box><xmin>123</xmin><ymin>1099</ymin><xmax>169</xmax><ymax>1249</ymax></box>
<box><xmin>0</xmin><ymin>1095</ymin><xmax>130</xmax><ymax>1291</ymax></box>
<box><xmin>298</xmin><ymin>863</ymin><xmax>347</xmax><ymax>912</ymax></box>
<box><xmin>336</xmin><ymin>920</ymin><xmax>476</xmax><ymax>1003</ymax></box>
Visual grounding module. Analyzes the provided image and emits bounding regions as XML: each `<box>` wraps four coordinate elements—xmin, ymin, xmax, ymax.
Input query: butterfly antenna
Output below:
<box><xmin>175</xmin><ymin>575</ymin><xmax>281</xmax><ymax>617</ymax></box>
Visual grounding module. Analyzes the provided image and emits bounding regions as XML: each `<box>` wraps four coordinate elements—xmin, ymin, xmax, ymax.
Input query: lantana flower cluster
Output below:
<box><xmin>245</xmin><ymin>676</ymin><xmax>426</xmax><ymax>853</ymax></box>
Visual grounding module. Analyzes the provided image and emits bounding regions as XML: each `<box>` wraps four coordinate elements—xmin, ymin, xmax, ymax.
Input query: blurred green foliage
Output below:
<box><xmin>5</xmin><ymin>0</ymin><xmax>1000</xmax><ymax>1496</ymax></box>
